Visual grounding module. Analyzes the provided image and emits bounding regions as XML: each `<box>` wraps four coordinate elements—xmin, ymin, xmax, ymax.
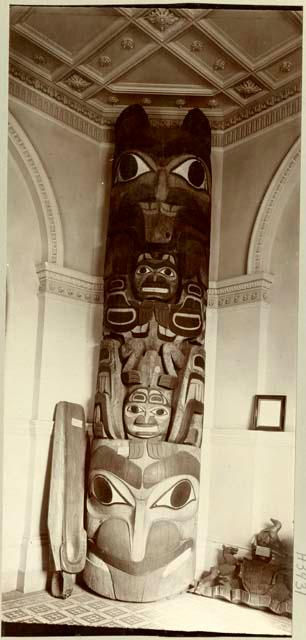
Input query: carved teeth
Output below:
<box><xmin>139</xmin><ymin>202</ymin><xmax>180</xmax><ymax>216</ymax></box>
<box><xmin>159</xmin><ymin>325</ymin><xmax>176</xmax><ymax>337</ymax></box>
<box><xmin>142</xmin><ymin>287</ymin><xmax>168</xmax><ymax>293</ymax></box>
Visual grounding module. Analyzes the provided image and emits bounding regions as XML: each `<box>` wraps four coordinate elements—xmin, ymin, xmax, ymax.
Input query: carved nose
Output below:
<box><xmin>155</xmin><ymin>170</ymin><xmax>168</xmax><ymax>202</ymax></box>
<box><xmin>134</xmin><ymin>415</ymin><xmax>157</xmax><ymax>425</ymax></box>
<box><xmin>130</xmin><ymin>500</ymin><xmax>148</xmax><ymax>561</ymax></box>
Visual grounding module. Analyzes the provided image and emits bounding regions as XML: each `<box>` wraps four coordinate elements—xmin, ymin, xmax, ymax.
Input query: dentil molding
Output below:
<box><xmin>208</xmin><ymin>273</ymin><xmax>274</xmax><ymax>309</ymax></box>
<box><xmin>8</xmin><ymin>112</ymin><xmax>64</xmax><ymax>265</ymax></box>
<box><xmin>36</xmin><ymin>265</ymin><xmax>272</xmax><ymax>309</ymax></box>
<box><xmin>247</xmin><ymin>137</ymin><xmax>301</xmax><ymax>274</ymax></box>
<box><xmin>9</xmin><ymin>68</ymin><xmax>301</xmax><ymax>149</ymax></box>
<box><xmin>36</xmin><ymin>263</ymin><xmax>103</xmax><ymax>304</ymax></box>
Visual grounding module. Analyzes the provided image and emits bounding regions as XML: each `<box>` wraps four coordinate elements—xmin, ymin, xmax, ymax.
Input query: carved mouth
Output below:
<box><xmin>142</xmin><ymin>287</ymin><xmax>168</xmax><ymax>294</ymax></box>
<box><xmin>139</xmin><ymin>202</ymin><xmax>180</xmax><ymax>217</ymax></box>
<box><xmin>88</xmin><ymin>539</ymin><xmax>193</xmax><ymax>576</ymax></box>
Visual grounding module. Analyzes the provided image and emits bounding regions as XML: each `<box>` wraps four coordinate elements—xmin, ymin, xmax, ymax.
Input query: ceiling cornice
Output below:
<box><xmin>9</xmin><ymin>60</ymin><xmax>301</xmax><ymax>149</ymax></box>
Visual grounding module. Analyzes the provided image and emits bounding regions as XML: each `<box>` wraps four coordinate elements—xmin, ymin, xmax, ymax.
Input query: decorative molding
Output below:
<box><xmin>145</xmin><ymin>8</ymin><xmax>179</xmax><ymax>32</ymax></box>
<box><xmin>9</xmin><ymin>71</ymin><xmax>301</xmax><ymax>149</ymax></box>
<box><xmin>214</xmin><ymin>58</ymin><xmax>225</xmax><ymax>71</ymax></box>
<box><xmin>221</xmin><ymin>80</ymin><xmax>301</xmax><ymax>129</ymax></box>
<box><xmin>33</xmin><ymin>53</ymin><xmax>48</xmax><ymax>66</ymax></box>
<box><xmin>190</xmin><ymin>40</ymin><xmax>204</xmax><ymax>53</ymax></box>
<box><xmin>221</xmin><ymin>95</ymin><xmax>301</xmax><ymax>147</ymax></box>
<box><xmin>9</xmin><ymin>80</ymin><xmax>113</xmax><ymax>144</ymax></box>
<box><xmin>121</xmin><ymin>38</ymin><xmax>135</xmax><ymax>50</ymax></box>
<box><xmin>9</xmin><ymin>64</ymin><xmax>112</xmax><ymax>126</ymax></box>
<box><xmin>208</xmin><ymin>273</ymin><xmax>274</xmax><ymax>309</ymax></box>
<box><xmin>63</xmin><ymin>73</ymin><xmax>93</xmax><ymax>93</ymax></box>
<box><xmin>207</xmin><ymin>99</ymin><xmax>218</xmax><ymax>109</ymax></box>
<box><xmin>98</xmin><ymin>55</ymin><xmax>112</xmax><ymax>68</ymax></box>
<box><xmin>280</xmin><ymin>60</ymin><xmax>293</xmax><ymax>73</ymax></box>
<box><xmin>234</xmin><ymin>79</ymin><xmax>263</xmax><ymax>98</ymax></box>
<box><xmin>108</xmin><ymin>95</ymin><xmax>119</xmax><ymax>105</ymax></box>
<box><xmin>247</xmin><ymin>138</ymin><xmax>301</xmax><ymax>274</ymax></box>
<box><xmin>36</xmin><ymin>262</ymin><xmax>104</xmax><ymax>304</ymax></box>
<box><xmin>8</xmin><ymin>112</ymin><xmax>64</xmax><ymax>266</ymax></box>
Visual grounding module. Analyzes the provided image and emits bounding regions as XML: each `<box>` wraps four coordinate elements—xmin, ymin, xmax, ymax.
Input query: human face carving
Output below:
<box><xmin>133</xmin><ymin>253</ymin><xmax>178</xmax><ymax>302</ymax></box>
<box><xmin>123</xmin><ymin>387</ymin><xmax>171</xmax><ymax>440</ymax></box>
<box><xmin>84</xmin><ymin>440</ymin><xmax>200</xmax><ymax>601</ymax></box>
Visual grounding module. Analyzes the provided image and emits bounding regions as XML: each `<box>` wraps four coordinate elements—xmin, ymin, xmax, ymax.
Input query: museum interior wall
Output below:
<box><xmin>3</xmin><ymin>98</ymin><xmax>300</xmax><ymax>592</ymax></box>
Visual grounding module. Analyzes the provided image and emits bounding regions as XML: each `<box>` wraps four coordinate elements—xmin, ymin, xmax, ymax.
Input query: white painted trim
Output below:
<box><xmin>36</xmin><ymin>262</ymin><xmax>104</xmax><ymax>304</ymax></box>
<box><xmin>247</xmin><ymin>137</ymin><xmax>301</xmax><ymax>274</ymax></box>
<box><xmin>208</xmin><ymin>272</ymin><xmax>274</xmax><ymax>308</ymax></box>
<box><xmin>8</xmin><ymin>111</ymin><xmax>64</xmax><ymax>266</ymax></box>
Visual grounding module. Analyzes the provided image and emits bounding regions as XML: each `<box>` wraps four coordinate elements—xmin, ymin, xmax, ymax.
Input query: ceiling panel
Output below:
<box><xmin>9</xmin><ymin>30</ymin><xmax>63</xmax><ymax>79</ymax></box>
<box><xmin>8</xmin><ymin>6</ymin><xmax>303</xmax><ymax>133</ymax></box>
<box><xmin>170</xmin><ymin>26</ymin><xmax>249</xmax><ymax>86</ymax></box>
<box><xmin>203</xmin><ymin>10</ymin><xmax>300</xmax><ymax>63</ymax></box>
<box><xmin>79</xmin><ymin>25</ymin><xmax>158</xmax><ymax>85</ymax></box>
<box><xmin>112</xmin><ymin>49</ymin><xmax>216</xmax><ymax>91</ymax></box>
<box><xmin>14</xmin><ymin>7</ymin><xmax>127</xmax><ymax>62</ymax></box>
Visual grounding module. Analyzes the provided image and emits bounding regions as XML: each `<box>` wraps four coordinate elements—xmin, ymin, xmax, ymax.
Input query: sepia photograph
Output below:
<box><xmin>1</xmin><ymin>1</ymin><xmax>305</xmax><ymax>638</ymax></box>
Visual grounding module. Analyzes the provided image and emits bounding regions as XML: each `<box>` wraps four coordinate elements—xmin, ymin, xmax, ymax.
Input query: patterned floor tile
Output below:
<box><xmin>78</xmin><ymin>613</ymin><xmax>108</xmax><ymax>624</ymax></box>
<box><xmin>3</xmin><ymin>609</ymin><xmax>28</xmax><ymax>620</ymax></box>
<box><xmin>42</xmin><ymin>610</ymin><xmax>71</xmax><ymax>622</ymax></box>
<box><xmin>27</xmin><ymin>604</ymin><xmax>54</xmax><ymax>614</ymax></box>
<box><xmin>64</xmin><ymin>605</ymin><xmax>91</xmax><ymax>616</ymax></box>
<box><xmin>120</xmin><ymin>614</ymin><xmax>147</xmax><ymax>626</ymax></box>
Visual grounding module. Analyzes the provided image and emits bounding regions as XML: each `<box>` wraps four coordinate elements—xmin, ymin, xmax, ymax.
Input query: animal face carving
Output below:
<box><xmin>133</xmin><ymin>253</ymin><xmax>178</xmax><ymax>301</ymax></box>
<box><xmin>109</xmin><ymin>105</ymin><xmax>211</xmax><ymax>249</ymax></box>
<box><xmin>84</xmin><ymin>440</ymin><xmax>200</xmax><ymax>601</ymax></box>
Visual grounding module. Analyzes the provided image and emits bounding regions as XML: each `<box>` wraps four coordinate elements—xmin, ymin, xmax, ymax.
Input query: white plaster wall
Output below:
<box><xmin>3</xmin><ymin>153</ymin><xmax>42</xmax><ymax>591</ymax></box>
<box><xmin>9</xmin><ymin>99</ymin><xmax>113</xmax><ymax>275</ymax></box>
<box><xmin>264</xmin><ymin>184</ymin><xmax>299</xmax><ymax>431</ymax></box>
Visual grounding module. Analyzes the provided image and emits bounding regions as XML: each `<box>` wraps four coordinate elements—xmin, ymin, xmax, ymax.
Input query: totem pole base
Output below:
<box><xmin>82</xmin><ymin>552</ymin><xmax>195</xmax><ymax>603</ymax></box>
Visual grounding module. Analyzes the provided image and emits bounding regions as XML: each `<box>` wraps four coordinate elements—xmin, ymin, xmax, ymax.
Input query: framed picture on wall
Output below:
<box><xmin>252</xmin><ymin>395</ymin><xmax>286</xmax><ymax>431</ymax></box>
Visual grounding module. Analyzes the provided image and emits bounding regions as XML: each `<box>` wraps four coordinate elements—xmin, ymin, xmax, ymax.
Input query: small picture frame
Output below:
<box><xmin>252</xmin><ymin>395</ymin><xmax>286</xmax><ymax>431</ymax></box>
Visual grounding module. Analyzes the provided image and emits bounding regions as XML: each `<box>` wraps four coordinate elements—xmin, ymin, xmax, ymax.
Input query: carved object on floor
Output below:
<box><xmin>48</xmin><ymin>105</ymin><xmax>211</xmax><ymax>601</ymax></box>
<box><xmin>190</xmin><ymin>520</ymin><xmax>292</xmax><ymax>616</ymax></box>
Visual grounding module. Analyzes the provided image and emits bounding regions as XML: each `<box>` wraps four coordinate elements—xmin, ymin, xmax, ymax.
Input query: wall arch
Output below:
<box><xmin>8</xmin><ymin>112</ymin><xmax>64</xmax><ymax>266</ymax></box>
<box><xmin>247</xmin><ymin>137</ymin><xmax>300</xmax><ymax>275</ymax></box>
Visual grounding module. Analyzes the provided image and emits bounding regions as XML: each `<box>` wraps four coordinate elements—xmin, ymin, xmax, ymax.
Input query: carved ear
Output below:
<box><xmin>182</xmin><ymin>108</ymin><xmax>211</xmax><ymax>156</ymax></box>
<box><xmin>115</xmin><ymin>104</ymin><xmax>150</xmax><ymax>149</ymax></box>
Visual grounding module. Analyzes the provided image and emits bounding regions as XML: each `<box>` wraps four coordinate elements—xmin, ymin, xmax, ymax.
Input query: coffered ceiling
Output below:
<box><xmin>9</xmin><ymin>6</ymin><xmax>303</xmax><ymax>145</ymax></box>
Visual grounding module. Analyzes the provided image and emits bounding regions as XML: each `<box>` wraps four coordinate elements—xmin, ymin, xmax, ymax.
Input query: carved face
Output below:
<box><xmin>133</xmin><ymin>253</ymin><xmax>178</xmax><ymax>301</ymax></box>
<box><xmin>123</xmin><ymin>386</ymin><xmax>171</xmax><ymax>440</ymax></box>
<box><xmin>109</xmin><ymin>106</ymin><xmax>211</xmax><ymax>251</ymax></box>
<box><xmin>84</xmin><ymin>440</ymin><xmax>200</xmax><ymax>601</ymax></box>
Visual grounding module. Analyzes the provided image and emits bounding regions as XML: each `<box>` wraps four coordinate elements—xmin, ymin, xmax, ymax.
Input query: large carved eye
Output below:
<box><xmin>151</xmin><ymin>479</ymin><xmax>195</xmax><ymax>510</ymax></box>
<box><xmin>126</xmin><ymin>404</ymin><xmax>144</xmax><ymax>415</ymax></box>
<box><xmin>150</xmin><ymin>407</ymin><xmax>169</xmax><ymax>417</ymax></box>
<box><xmin>136</xmin><ymin>265</ymin><xmax>153</xmax><ymax>276</ymax></box>
<box><xmin>115</xmin><ymin>153</ymin><xmax>151</xmax><ymax>183</ymax></box>
<box><xmin>158</xmin><ymin>266</ymin><xmax>177</xmax><ymax>279</ymax></box>
<box><xmin>172</xmin><ymin>158</ymin><xmax>210</xmax><ymax>191</ymax></box>
<box><xmin>92</xmin><ymin>475</ymin><xmax>133</xmax><ymax>506</ymax></box>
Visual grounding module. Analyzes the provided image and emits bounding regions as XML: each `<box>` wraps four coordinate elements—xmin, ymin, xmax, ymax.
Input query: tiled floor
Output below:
<box><xmin>2</xmin><ymin>582</ymin><xmax>292</xmax><ymax>636</ymax></box>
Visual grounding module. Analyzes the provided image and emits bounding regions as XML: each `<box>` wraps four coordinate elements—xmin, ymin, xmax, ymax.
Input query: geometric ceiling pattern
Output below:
<box><xmin>9</xmin><ymin>6</ymin><xmax>302</xmax><ymax>139</ymax></box>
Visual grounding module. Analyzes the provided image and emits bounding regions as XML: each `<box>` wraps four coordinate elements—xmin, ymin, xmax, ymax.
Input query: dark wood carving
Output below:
<box><xmin>190</xmin><ymin>519</ymin><xmax>293</xmax><ymax>616</ymax></box>
<box><xmin>48</xmin><ymin>105</ymin><xmax>211</xmax><ymax>601</ymax></box>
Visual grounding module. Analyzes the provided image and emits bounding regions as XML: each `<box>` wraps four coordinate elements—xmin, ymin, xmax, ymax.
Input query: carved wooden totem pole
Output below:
<box><xmin>48</xmin><ymin>105</ymin><xmax>212</xmax><ymax>602</ymax></box>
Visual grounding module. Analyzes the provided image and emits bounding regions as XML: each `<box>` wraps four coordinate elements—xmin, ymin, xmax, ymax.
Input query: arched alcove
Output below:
<box><xmin>247</xmin><ymin>138</ymin><xmax>300</xmax><ymax>275</ymax></box>
<box><xmin>8</xmin><ymin>112</ymin><xmax>64</xmax><ymax>266</ymax></box>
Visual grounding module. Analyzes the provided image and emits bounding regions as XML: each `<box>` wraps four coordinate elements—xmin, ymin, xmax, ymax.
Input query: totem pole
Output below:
<box><xmin>48</xmin><ymin>105</ymin><xmax>212</xmax><ymax>602</ymax></box>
